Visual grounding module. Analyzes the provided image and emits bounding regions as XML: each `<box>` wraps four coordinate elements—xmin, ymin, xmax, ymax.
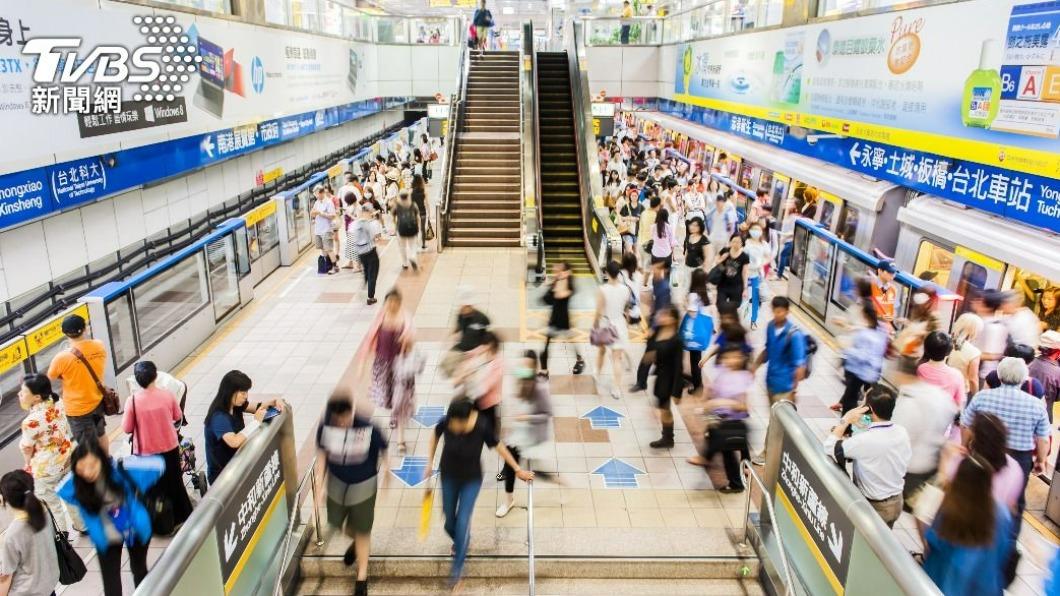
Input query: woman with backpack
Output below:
<box><xmin>393</xmin><ymin>191</ymin><xmax>420</xmax><ymax>272</ymax></box>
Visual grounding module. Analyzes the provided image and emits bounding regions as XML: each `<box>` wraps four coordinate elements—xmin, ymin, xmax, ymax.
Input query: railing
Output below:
<box><xmin>527</xmin><ymin>478</ymin><xmax>536</xmax><ymax>596</ymax></box>
<box><xmin>526</xmin><ymin>22</ymin><xmax>546</xmax><ymax>277</ymax></box>
<box><xmin>438</xmin><ymin>33</ymin><xmax>470</xmax><ymax>252</ymax></box>
<box><xmin>581</xmin><ymin>0</ymin><xmax>783</xmax><ymax>46</ymax></box>
<box><xmin>272</xmin><ymin>457</ymin><xmax>325</xmax><ymax>595</ymax></box>
<box><xmin>739</xmin><ymin>460</ymin><xmax>795</xmax><ymax>595</ymax></box>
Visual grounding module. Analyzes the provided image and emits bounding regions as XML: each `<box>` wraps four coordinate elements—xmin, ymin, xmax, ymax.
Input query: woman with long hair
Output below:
<box><xmin>17</xmin><ymin>373</ymin><xmax>79</xmax><ymax>535</ymax></box>
<box><xmin>649</xmin><ymin>209</ymin><xmax>678</xmax><ymax>284</ymax></box>
<box><xmin>58</xmin><ymin>436</ymin><xmax>163</xmax><ymax>596</ymax></box>
<box><xmin>644</xmin><ymin>306</ymin><xmax>685</xmax><ymax>449</ymax></box>
<box><xmin>713</xmin><ymin>234</ymin><xmax>750</xmax><ymax>312</ymax></box>
<box><xmin>922</xmin><ymin>456</ymin><xmax>1013</xmax><ymax>595</ymax></box>
<box><xmin>596</xmin><ymin>261</ymin><xmax>633</xmax><ymax>399</ymax></box>
<box><xmin>743</xmin><ymin>221</ymin><xmax>773</xmax><ymax>329</ymax></box>
<box><xmin>947</xmin><ymin>312</ymin><xmax>984</xmax><ymax>398</ymax></box>
<box><xmin>683</xmin><ymin>268</ymin><xmax>714</xmax><ymax>393</ymax></box>
<box><xmin>0</xmin><ymin>470</ymin><xmax>59</xmax><ymax>595</ymax></box>
<box><xmin>203</xmin><ymin>370</ymin><xmax>283</xmax><ymax>483</ymax></box>
<box><xmin>358</xmin><ymin>290</ymin><xmax>416</xmax><ymax>448</ymax></box>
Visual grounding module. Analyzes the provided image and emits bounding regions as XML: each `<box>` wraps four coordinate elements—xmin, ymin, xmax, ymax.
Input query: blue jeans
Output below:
<box><xmin>749</xmin><ymin>276</ymin><xmax>761</xmax><ymax>324</ymax></box>
<box><xmin>441</xmin><ymin>475</ymin><xmax>481</xmax><ymax>584</ymax></box>
<box><xmin>777</xmin><ymin>241</ymin><xmax>793</xmax><ymax>278</ymax></box>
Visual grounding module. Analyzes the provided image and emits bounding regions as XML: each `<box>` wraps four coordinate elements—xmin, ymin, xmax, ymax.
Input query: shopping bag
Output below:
<box><xmin>418</xmin><ymin>488</ymin><xmax>434</xmax><ymax>542</ymax></box>
<box><xmin>680</xmin><ymin>312</ymin><xmax>714</xmax><ymax>352</ymax></box>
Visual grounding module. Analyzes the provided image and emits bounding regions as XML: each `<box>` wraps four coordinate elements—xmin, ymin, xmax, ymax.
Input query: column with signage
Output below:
<box><xmin>428</xmin><ymin>103</ymin><xmax>450</xmax><ymax>140</ymax></box>
<box><xmin>591</xmin><ymin>102</ymin><xmax>615</xmax><ymax>138</ymax></box>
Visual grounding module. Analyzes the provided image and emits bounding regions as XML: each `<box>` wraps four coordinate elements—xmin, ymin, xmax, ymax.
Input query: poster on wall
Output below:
<box><xmin>674</xmin><ymin>0</ymin><xmax>1060</xmax><ymax>181</ymax></box>
<box><xmin>0</xmin><ymin>0</ymin><xmax>379</xmax><ymax>173</ymax></box>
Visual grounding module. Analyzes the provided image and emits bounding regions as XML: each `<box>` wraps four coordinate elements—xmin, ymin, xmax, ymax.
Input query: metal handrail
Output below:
<box><xmin>739</xmin><ymin>460</ymin><xmax>796</xmax><ymax>595</ymax></box>
<box><xmin>438</xmin><ymin>28</ymin><xmax>470</xmax><ymax>251</ymax></box>
<box><xmin>272</xmin><ymin>456</ymin><xmax>325</xmax><ymax>596</ymax></box>
<box><xmin>527</xmin><ymin>477</ymin><xmax>536</xmax><ymax>596</ymax></box>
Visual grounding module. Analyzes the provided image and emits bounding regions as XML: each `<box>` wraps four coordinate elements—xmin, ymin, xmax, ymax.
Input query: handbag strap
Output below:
<box><xmin>69</xmin><ymin>347</ymin><xmax>105</xmax><ymax>396</ymax></box>
<box><xmin>40</xmin><ymin>501</ymin><xmax>62</xmax><ymax>539</ymax></box>
<box><xmin>129</xmin><ymin>393</ymin><xmax>140</xmax><ymax>455</ymax></box>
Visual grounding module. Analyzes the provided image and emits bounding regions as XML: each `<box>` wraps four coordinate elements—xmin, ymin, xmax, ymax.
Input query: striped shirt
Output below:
<box><xmin>961</xmin><ymin>384</ymin><xmax>1050</xmax><ymax>452</ymax></box>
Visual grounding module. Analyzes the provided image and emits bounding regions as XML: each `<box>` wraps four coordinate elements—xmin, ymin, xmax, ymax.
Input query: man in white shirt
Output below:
<box><xmin>337</xmin><ymin>172</ymin><xmax>362</xmax><ymax>204</ymax></box>
<box><xmin>891</xmin><ymin>380</ymin><xmax>957</xmax><ymax>502</ymax></box>
<box><xmin>310</xmin><ymin>185</ymin><xmax>338</xmax><ymax>274</ymax></box>
<box><xmin>1002</xmin><ymin>290</ymin><xmax>1042</xmax><ymax>349</ymax></box>
<box><xmin>824</xmin><ymin>387</ymin><xmax>911</xmax><ymax>528</ymax></box>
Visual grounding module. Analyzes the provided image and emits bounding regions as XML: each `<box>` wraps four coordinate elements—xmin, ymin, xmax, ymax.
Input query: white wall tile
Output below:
<box><xmin>0</xmin><ymin>222</ymin><xmax>51</xmax><ymax>297</ymax></box>
<box><xmin>81</xmin><ymin>199</ymin><xmax>120</xmax><ymax>261</ymax></box>
<box><xmin>112</xmin><ymin>191</ymin><xmax>146</xmax><ymax>249</ymax></box>
<box><xmin>42</xmin><ymin>210</ymin><xmax>88</xmax><ymax>278</ymax></box>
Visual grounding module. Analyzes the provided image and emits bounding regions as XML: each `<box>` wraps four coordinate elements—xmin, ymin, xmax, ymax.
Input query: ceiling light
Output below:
<box><xmin>502</xmin><ymin>5</ymin><xmax>514</xmax><ymax>13</ymax></box>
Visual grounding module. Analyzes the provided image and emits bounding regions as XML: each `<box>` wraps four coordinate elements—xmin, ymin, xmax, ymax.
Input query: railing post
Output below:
<box><xmin>309</xmin><ymin>466</ymin><xmax>324</xmax><ymax>547</ymax></box>
<box><xmin>527</xmin><ymin>472</ymin><xmax>535</xmax><ymax>596</ymax></box>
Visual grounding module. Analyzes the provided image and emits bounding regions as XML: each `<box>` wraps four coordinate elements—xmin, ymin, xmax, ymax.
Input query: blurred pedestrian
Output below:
<box><xmin>541</xmin><ymin>262</ymin><xmax>584</xmax><ymax>376</ymax></box>
<box><xmin>496</xmin><ymin>351</ymin><xmax>553</xmax><ymax>518</ymax></box>
<box><xmin>644</xmin><ymin>306</ymin><xmax>684</xmax><ymax>449</ymax></box>
<box><xmin>0</xmin><ymin>470</ymin><xmax>59</xmax><ymax>596</ymax></box>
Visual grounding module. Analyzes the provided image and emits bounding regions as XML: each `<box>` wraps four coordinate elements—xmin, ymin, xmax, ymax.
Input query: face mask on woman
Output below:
<box><xmin>749</xmin><ymin>228</ymin><xmax>762</xmax><ymax>240</ymax></box>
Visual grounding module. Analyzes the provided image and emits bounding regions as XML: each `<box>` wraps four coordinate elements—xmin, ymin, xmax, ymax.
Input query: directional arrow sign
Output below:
<box><xmin>580</xmin><ymin>406</ymin><xmax>625</xmax><ymax>429</ymax></box>
<box><xmin>201</xmin><ymin>135</ymin><xmax>216</xmax><ymax>159</ymax></box>
<box><xmin>591</xmin><ymin>458</ymin><xmax>645</xmax><ymax>489</ymax></box>
<box><xmin>412</xmin><ymin>405</ymin><xmax>446</xmax><ymax>429</ymax></box>
<box><xmin>390</xmin><ymin>456</ymin><xmax>436</xmax><ymax>488</ymax></box>
<box><xmin>848</xmin><ymin>141</ymin><xmax>861</xmax><ymax>165</ymax></box>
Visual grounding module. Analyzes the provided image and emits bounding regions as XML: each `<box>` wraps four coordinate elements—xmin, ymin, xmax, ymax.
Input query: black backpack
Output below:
<box><xmin>396</xmin><ymin>205</ymin><xmax>418</xmax><ymax>237</ymax></box>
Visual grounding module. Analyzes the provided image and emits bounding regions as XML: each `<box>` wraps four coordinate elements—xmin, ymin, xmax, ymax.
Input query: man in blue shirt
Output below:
<box><xmin>753</xmin><ymin>296</ymin><xmax>807</xmax><ymax>404</ymax></box>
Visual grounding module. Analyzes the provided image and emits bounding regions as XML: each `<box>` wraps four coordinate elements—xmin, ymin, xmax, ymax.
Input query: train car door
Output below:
<box><xmin>948</xmin><ymin>247</ymin><xmax>1006</xmax><ymax>312</ymax></box>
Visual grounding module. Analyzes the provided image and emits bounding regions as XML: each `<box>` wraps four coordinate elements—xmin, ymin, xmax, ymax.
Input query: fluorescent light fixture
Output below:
<box><xmin>502</xmin><ymin>5</ymin><xmax>514</xmax><ymax>13</ymax></box>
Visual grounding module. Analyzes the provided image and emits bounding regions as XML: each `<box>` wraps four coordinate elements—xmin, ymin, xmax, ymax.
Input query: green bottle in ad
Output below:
<box><xmin>962</xmin><ymin>39</ymin><xmax>1001</xmax><ymax>128</ymax></box>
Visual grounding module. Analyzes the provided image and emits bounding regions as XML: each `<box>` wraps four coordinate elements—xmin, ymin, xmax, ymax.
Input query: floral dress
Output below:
<box><xmin>20</xmin><ymin>400</ymin><xmax>73</xmax><ymax>478</ymax></box>
<box><xmin>369</xmin><ymin>326</ymin><xmax>403</xmax><ymax>410</ymax></box>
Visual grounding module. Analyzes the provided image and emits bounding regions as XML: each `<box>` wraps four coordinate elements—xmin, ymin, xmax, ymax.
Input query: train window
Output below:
<box><xmin>832</xmin><ymin>251</ymin><xmax>870</xmax><ymax>311</ymax></box>
<box><xmin>791</xmin><ymin>224</ymin><xmax>810</xmax><ymax>279</ymax></box>
<box><xmin>913</xmin><ymin>241</ymin><xmax>954</xmax><ymax>289</ymax></box>
<box><xmin>1011</xmin><ymin>269</ymin><xmax>1060</xmax><ymax>332</ymax></box>
<box><xmin>838</xmin><ymin>206</ymin><xmax>859</xmax><ymax>244</ymax></box>
<box><xmin>233</xmin><ymin>226</ymin><xmax>251</xmax><ymax>278</ymax></box>
<box><xmin>246</xmin><ymin>219</ymin><xmax>261</xmax><ymax>261</ymax></box>
<box><xmin>954</xmin><ymin>261</ymin><xmax>989</xmax><ymax>314</ymax></box>
<box><xmin>818</xmin><ymin>200</ymin><xmax>837</xmax><ymax>231</ymax></box>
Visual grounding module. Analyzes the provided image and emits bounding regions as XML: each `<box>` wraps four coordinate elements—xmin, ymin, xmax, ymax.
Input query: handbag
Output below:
<box><xmin>70</xmin><ymin>347</ymin><xmax>121</xmax><ymax>416</ymax></box>
<box><xmin>706</xmin><ymin>264</ymin><xmax>723</xmax><ymax>286</ymax></box>
<box><xmin>424</xmin><ymin>219</ymin><xmax>436</xmax><ymax>241</ymax></box>
<box><xmin>590</xmin><ymin>319</ymin><xmax>619</xmax><ymax>347</ymax></box>
<box><xmin>125</xmin><ymin>401</ymin><xmax>177</xmax><ymax>537</ymax></box>
<box><xmin>680</xmin><ymin>312</ymin><xmax>714</xmax><ymax>352</ymax></box>
<box><xmin>42</xmin><ymin>503</ymin><xmax>87</xmax><ymax>584</ymax></box>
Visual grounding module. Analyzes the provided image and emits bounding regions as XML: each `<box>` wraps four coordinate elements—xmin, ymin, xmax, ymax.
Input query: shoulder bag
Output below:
<box><xmin>70</xmin><ymin>347</ymin><xmax>121</xmax><ymax>416</ymax></box>
<box><xmin>590</xmin><ymin>318</ymin><xmax>619</xmax><ymax>347</ymax></box>
<box><xmin>42</xmin><ymin>502</ymin><xmax>87</xmax><ymax>584</ymax></box>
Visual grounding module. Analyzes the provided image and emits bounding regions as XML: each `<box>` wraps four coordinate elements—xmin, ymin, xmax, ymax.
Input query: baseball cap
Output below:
<box><xmin>877</xmin><ymin>260</ymin><xmax>899</xmax><ymax>274</ymax></box>
<box><xmin>61</xmin><ymin>314</ymin><xmax>87</xmax><ymax>336</ymax></box>
<box><xmin>1040</xmin><ymin>330</ymin><xmax>1060</xmax><ymax>351</ymax></box>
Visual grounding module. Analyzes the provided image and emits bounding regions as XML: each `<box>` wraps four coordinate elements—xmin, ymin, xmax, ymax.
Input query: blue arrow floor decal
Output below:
<box><xmin>390</xmin><ymin>456</ymin><xmax>436</xmax><ymax>487</ymax></box>
<box><xmin>579</xmin><ymin>405</ymin><xmax>625</xmax><ymax>429</ymax></box>
<box><xmin>412</xmin><ymin>405</ymin><xmax>446</xmax><ymax>428</ymax></box>
<box><xmin>591</xmin><ymin>458</ymin><xmax>645</xmax><ymax>489</ymax></box>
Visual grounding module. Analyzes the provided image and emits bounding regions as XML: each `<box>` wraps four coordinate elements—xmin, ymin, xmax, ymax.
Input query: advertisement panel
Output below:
<box><xmin>0</xmin><ymin>0</ymin><xmax>379</xmax><ymax>171</ymax></box>
<box><xmin>674</xmin><ymin>0</ymin><xmax>1060</xmax><ymax>181</ymax></box>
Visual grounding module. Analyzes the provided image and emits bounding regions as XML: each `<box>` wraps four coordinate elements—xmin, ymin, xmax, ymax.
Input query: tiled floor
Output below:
<box><xmin>48</xmin><ymin>184</ymin><xmax>1059</xmax><ymax>593</ymax></box>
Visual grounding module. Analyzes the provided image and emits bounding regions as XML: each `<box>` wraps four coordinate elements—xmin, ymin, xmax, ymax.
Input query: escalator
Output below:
<box><xmin>535</xmin><ymin>51</ymin><xmax>594</xmax><ymax>277</ymax></box>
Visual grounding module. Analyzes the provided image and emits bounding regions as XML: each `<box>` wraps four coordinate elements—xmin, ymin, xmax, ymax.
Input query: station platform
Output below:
<box><xmin>42</xmin><ymin>230</ymin><xmax>1056</xmax><ymax>595</ymax></box>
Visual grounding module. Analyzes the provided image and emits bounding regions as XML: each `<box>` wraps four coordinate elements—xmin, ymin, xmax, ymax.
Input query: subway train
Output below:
<box><xmin>621</xmin><ymin>110</ymin><xmax>1060</xmax><ymax>335</ymax></box>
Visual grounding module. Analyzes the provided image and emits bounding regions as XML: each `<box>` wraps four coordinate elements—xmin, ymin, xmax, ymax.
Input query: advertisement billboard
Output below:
<box><xmin>674</xmin><ymin>0</ymin><xmax>1060</xmax><ymax>181</ymax></box>
<box><xmin>0</xmin><ymin>0</ymin><xmax>379</xmax><ymax>172</ymax></box>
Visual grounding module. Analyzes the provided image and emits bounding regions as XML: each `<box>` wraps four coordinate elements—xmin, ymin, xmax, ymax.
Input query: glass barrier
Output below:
<box><xmin>132</xmin><ymin>253</ymin><xmax>209</xmax><ymax>352</ymax></box>
<box><xmin>817</xmin><ymin>0</ymin><xmax>957</xmax><ymax>17</ymax></box>
<box><xmin>293</xmin><ymin>191</ymin><xmax>312</xmax><ymax>250</ymax></box>
<box><xmin>265</xmin><ymin>0</ymin><xmax>459</xmax><ymax>45</ymax></box>
<box><xmin>206</xmin><ymin>236</ymin><xmax>240</xmax><ymax>321</ymax></box>
<box><xmin>583</xmin><ymin>0</ymin><xmax>783</xmax><ymax>46</ymax></box>
<box><xmin>107</xmin><ymin>292</ymin><xmax>139</xmax><ymax>372</ymax></box>
<box><xmin>0</xmin><ymin>339</ymin><xmax>27</xmax><ymax>447</ymax></box>
<box><xmin>149</xmin><ymin>0</ymin><xmax>231</xmax><ymax>13</ymax></box>
<box><xmin>259</xmin><ymin>215</ymin><xmax>281</xmax><ymax>255</ymax></box>
<box><xmin>234</xmin><ymin>226</ymin><xmax>251</xmax><ymax>278</ymax></box>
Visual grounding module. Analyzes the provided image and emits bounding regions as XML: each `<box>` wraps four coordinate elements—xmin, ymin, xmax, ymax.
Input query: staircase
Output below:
<box><xmin>536</xmin><ymin>51</ymin><xmax>593</xmax><ymax>277</ymax></box>
<box><xmin>447</xmin><ymin>51</ymin><xmax>522</xmax><ymax>248</ymax></box>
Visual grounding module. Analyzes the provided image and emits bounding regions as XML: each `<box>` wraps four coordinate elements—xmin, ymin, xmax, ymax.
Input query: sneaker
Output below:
<box><xmin>628</xmin><ymin>384</ymin><xmax>646</xmax><ymax>393</ymax></box>
<box><xmin>609</xmin><ymin>387</ymin><xmax>621</xmax><ymax>400</ymax></box>
<box><xmin>367</xmin><ymin>298</ymin><xmax>378</xmax><ymax>305</ymax></box>
<box><xmin>649</xmin><ymin>436</ymin><xmax>675</xmax><ymax>449</ymax></box>
<box><xmin>718</xmin><ymin>485</ymin><xmax>745</xmax><ymax>494</ymax></box>
<box><xmin>751</xmin><ymin>454</ymin><xmax>766</xmax><ymax>466</ymax></box>
<box><xmin>343</xmin><ymin>544</ymin><xmax>356</xmax><ymax>567</ymax></box>
<box><xmin>495</xmin><ymin>500</ymin><xmax>514</xmax><ymax>518</ymax></box>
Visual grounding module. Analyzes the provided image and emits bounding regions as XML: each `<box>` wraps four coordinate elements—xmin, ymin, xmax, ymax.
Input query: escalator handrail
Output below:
<box><xmin>528</xmin><ymin>23</ymin><xmax>546</xmax><ymax>274</ymax></box>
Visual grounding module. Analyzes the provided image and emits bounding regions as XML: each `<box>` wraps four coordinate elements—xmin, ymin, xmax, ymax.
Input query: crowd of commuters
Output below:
<box><xmin>310</xmin><ymin>134</ymin><xmax>437</xmax><ymax>304</ymax></box>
